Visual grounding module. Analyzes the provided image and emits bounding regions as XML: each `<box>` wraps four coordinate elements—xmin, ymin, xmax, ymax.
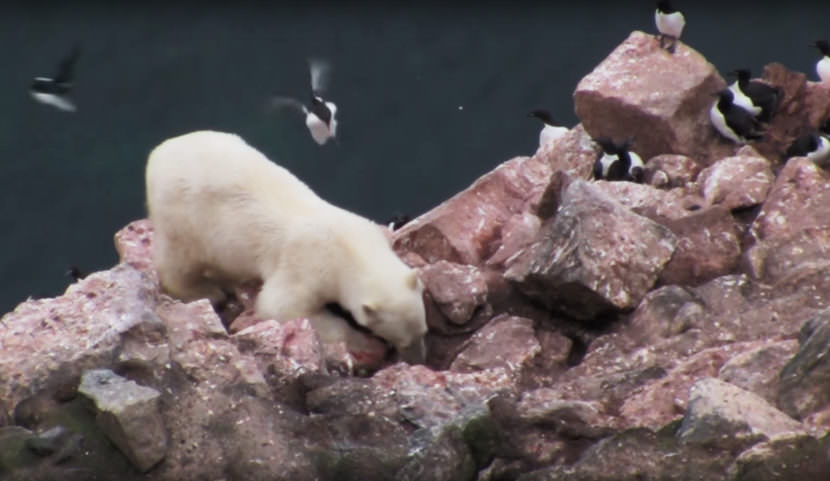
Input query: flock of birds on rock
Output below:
<box><xmin>28</xmin><ymin>2</ymin><xmax>830</xmax><ymax>187</ymax></box>
<box><xmin>526</xmin><ymin>1</ymin><xmax>830</xmax><ymax>181</ymax></box>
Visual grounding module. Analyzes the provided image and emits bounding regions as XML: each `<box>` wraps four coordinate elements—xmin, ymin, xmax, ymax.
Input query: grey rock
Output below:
<box><xmin>678</xmin><ymin>377</ymin><xmax>804</xmax><ymax>451</ymax></box>
<box><xmin>779</xmin><ymin>310</ymin><xmax>830</xmax><ymax>420</ymax></box>
<box><xmin>78</xmin><ymin>369</ymin><xmax>167</xmax><ymax>472</ymax></box>
<box><xmin>718</xmin><ymin>340</ymin><xmax>799</xmax><ymax>405</ymax></box>
<box><xmin>728</xmin><ymin>432</ymin><xmax>830</xmax><ymax>481</ymax></box>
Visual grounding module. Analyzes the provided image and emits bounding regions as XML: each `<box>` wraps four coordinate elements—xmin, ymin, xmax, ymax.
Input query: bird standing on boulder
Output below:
<box><xmin>593</xmin><ymin>137</ymin><xmax>644</xmax><ymax>182</ymax></box>
<box><xmin>654</xmin><ymin>0</ymin><xmax>685</xmax><ymax>53</ymax></box>
<box><xmin>814</xmin><ymin>40</ymin><xmax>830</xmax><ymax>84</ymax></box>
<box><xmin>786</xmin><ymin>118</ymin><xmax>830</xmax><ymax>167</ymax></box>
<box><xmin>709</xmin><ymin>89</ymin><xmax>765</xmax><ymax>144</ymax></box>
<box><xmin>727</xmin><ymin>69</ymin><xmax>781</xmax><ymax>123</ymax></box>
<box><xmin>268</xmin><ymin>58</ymin><xmax>338</xmax><ymax>145</ymax></box>
<box><xmin>528</xmin><ymin>109</ymin><xmax>568</xmax><ymax>148</ymax></box>
<box><xmin>30</xmin><ymin>44</ymin><xmax>80</xmax><ymax>112</ymax></box>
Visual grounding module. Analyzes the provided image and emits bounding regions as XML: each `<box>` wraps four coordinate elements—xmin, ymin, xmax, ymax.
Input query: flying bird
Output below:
<box><xmin>593</xmin><ymin>137</ymin><xmax>644</xmax><ymax>182</ymax></box>
<box><xmin>267</xmin><ymin>59</ymin><xmax>338</xmax><ymax>145</ymax></box>
<box><xmin>654</xmin><ymin>0</ymin><xmax>685</xmax><ymax>53</ymax></box>
<box><xmin>786</xmin><ymin>118</ymin><xmax>830</xmax><ymax>166</ymax></box>
<box><xmin>709</xmin><ymin>89</ymin><xmax>765</xmax><ymax>144</ymax></box>
<box><xmin>727</xmin><ymin>69</ymin><xmax>781</xmax><ymax>123</ymax></box>
<box><xmin>30</xmin><ymin>44</ymin><xmax>80</xmax><ymax>112</ymax></box>
<box><xmin>814</xmin><ymin>40</ymin><xmax>830</xmax><ymax>84</ymax></box>
<box><xmin>528</xmin><ymin>109</ymin><xmax>568</xmax><ymax>148</ymax></box>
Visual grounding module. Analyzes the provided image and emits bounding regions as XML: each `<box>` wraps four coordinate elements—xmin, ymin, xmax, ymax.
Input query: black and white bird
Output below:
<box><xmin>654</xmin><ymin>0</ymin><xmax>685</xmax><ymax>53</ymax></box>
<box><xmin>528</xmin><ymin>109</ymin><xmax>568</xmax><ymax>148</ymax></box>
<box><xmin>385</xmin><ymin>213</ymin><xmax>412</xmax><ymax>231</ymax></box>
<box><xmin>709</xmin><ymin>89</ymin><xmax>765</xmax><ymax>144</ymax></box>
<box><xmin>814</xmin><ymin>40</ymin><xmax>830</xmax><ymax>84</ymax></box>
<box><xmin>593</xmin><ymin>137</ymin><xmax>644</xmax><ymax>182</ymax></box>
<box><xmin>727</xmin><ymin>69</ymin><xmax>781</xmax><ymax>123</ymax></box>
<box><xmin>268</xmin><ymin>59</ymin><xmax>338</xmax><ymax>145</ymax></box>
<box><xmin>30</xmin><ymin>45</ymin><xmax>80</xmax><ymax>112</ymax></box>
<box><xmin>786</xmin><ymin>118</ymin><xmax>830</xmax><ymax>166</ymax></box>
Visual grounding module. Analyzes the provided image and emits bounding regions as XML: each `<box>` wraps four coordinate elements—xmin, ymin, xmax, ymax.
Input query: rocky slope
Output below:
<box><xmin>2</xmin><ymin>31</ymin><xmax>830</xmax><ymax>481</ymax></box>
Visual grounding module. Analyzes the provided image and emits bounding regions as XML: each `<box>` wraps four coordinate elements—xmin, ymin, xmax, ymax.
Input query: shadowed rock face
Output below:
<box><xmin>5</xmin><ymin>30</ymin><xmax>830</xmax><ymax>481</ymax></box>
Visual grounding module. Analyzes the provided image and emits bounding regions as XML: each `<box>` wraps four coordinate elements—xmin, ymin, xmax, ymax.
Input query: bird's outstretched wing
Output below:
<box><xmin>265</xmin><ymin>96</ymin><xmax>307</xmax><ymax>115</ymax></box>
<box><xmin>308</xmin><ymin>58</ymin><xmax>331</xmax><ymax>95</ymax></box>
<box><xmin>54</xmin><ymin>44</ymin><xmax>81</xmax><ymax>85</ymax></box>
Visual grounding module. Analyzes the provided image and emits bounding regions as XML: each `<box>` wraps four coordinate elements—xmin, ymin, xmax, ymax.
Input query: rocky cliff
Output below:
<box><xmin>2</xmin><ymin>31</ymin><xmax>830</xmax><ymax>481</ymax></box>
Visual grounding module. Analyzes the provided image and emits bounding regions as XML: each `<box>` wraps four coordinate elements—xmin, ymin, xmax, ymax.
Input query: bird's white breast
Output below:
<box><xmin>709</xmin><ymin>103</ymin><xmax>741</xmax><ymax>143</ymax></box>
<box><xmin>817</xmin><ymin>56</ymin><xmax>830</xmax><ymax>83</ymax></box>
<box><xmin>655</xmin><ymin>11</ymin><xmax>685</xmax><ymax>38</ymax></box>
<box><xmin>728</xmin><ymin>82</ymin><xmax>762</xmax><ymax>116</ymax></box>
<box><xmin>598</xmin><ymin>153</ymin><xmax>619</xmax><ymax>176</ymax></box>
<box><xmin>539</xmin><ymin>125</ymin><xmax>568</xmax><ymax>147</ymax></box>
<box><xmin>808</xmin><ymin>135</ymin><xmax>830</xmax><ymax>165</ymax></box>
<box><xmin>31</xmin><ymin>92</ymin><xmax>76</xmax><ymax>112</ymax></box>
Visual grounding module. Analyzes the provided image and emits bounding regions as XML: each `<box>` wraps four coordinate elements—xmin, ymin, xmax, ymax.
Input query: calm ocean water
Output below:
<box><xmin>0</xmin><ymin>3</ymin><xmax>827</xmax><ymax>313</ymax></box>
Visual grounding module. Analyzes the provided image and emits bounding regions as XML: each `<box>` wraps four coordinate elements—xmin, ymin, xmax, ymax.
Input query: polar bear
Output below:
<box><xmin>145</xmin><ymin>130</ymin><xmax>427</xmax><ymax>361</ymax></box>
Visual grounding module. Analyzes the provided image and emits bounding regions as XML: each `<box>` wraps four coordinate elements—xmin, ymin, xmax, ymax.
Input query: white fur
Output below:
<box><xmin>145</xmin><ymin>130</ymin><xmax>427</xmax><ymax>355</ymax></box>
<box><xmin>709</xmin><ymin>102</ymin><xmax>742</xmax><ymax>144</ymax></box>
<box><xmin>538</xmin><ymin>125</ymin><xmax>568</xmax><ymax>148</ymax></box>
<box><xmin>727</xmin><ymin>81</ymin><xmax>762</xmax><ymax>116</ymax></box>
<box><xmin>655</xmin><ymin>10</ymin><xmax>685</xmax><ymax>39</ymax></box>
<box><xmin>817</xmin><ymin>56</ymin><xmax>830</xmax><ymax>84</ymax></box>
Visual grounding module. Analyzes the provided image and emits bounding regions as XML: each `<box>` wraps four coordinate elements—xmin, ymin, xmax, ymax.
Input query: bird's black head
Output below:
<box><xmin>528</xmin><ymin>109</ymin><xmax>554</xmax><ymax>125</ymax></box>
<box><xmin>715</xmin><ymin>88</ymin><xmax>734</xmax><ymax>105</ymax></box>
<box><xmin>728</xmin><ymin>68</ymin><xmax>752</xmax><ymax>84</ymax></box>
<box><xmin>594</xmin><ymin>137</ymin><xmax>618</xmax><ymax>154</ymax></box>
<box><xmin>815</xmin><ymin>40</ymin><xmax>830</xmax><ymax>56</ymax></box>
<box><xmin>656</xmin><ymin>0</ymin><xmax>677</xmax><ymax>14</ymax></box>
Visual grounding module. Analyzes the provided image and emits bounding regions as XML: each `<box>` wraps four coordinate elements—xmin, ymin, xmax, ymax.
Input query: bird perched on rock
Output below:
<box><xmin>709</xmin><ymin>89</ymin><xmax>765</xmax><ymax>144</ymax></box>
<box><xmin>727</xmin><ymin>69</ymin><xmax>781</xmax><ymax>123</ymax></box>
<box><xmin>528</xmin><ymin>109</ymin><xmax>568</xmax><ymax>148</ymax></box>
<box><xmin>385</xmin><ymin>213</ymin><xmax>412</xmax><ymax>231</ymax></box>
<box><xmin>814</xmin><ymin>40</ymin><xmax>830</xmax><ymax>84</ymax></box>
<box><xmin>593</xmin><ymin>137</ymin><xmax>644</xmax><ymax>182</ymax></box>
<box><xmin>654</xmin><ymin>0</ymin><xmax>685</xmax><ymax>53</ymax></box>
<box><xmin>30</xmin><ymin>44</ymin><xmax>80</xmax><ymax>112</ymax></box>
<box><xmin>267</xmin><ymin>58</ymin><xmax>338</xmax><ymax>145</ymax></box>
<box><xmin>786</xmin><ymin>118</ymin><xmax>830</xmax><ymax>167</ymax></box>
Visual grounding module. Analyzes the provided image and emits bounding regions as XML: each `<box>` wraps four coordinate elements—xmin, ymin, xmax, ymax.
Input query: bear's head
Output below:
<box><xmin>356</xmin><ymin>268</ymin><xmax>428</xmax><ymax>363</ymax></box>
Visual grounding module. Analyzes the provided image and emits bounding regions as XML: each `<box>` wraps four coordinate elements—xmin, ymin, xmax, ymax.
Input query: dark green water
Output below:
<box><xmin>1</xmin><ymin>3</ymin><xmax>827</xmax><ymax>313</ymax></box>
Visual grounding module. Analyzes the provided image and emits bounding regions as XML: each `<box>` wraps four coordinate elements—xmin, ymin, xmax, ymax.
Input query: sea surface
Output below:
<box><xmin>0</xmin><ymin>3</ymin><xmax>827</xmax><ymax>314</ymax></box>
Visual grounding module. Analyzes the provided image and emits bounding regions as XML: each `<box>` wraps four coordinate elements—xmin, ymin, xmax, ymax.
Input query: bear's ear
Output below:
<box><xmin>406</xmin><ymin>270</ymin><xmax>419</xmax><ymax>290</ymax></box>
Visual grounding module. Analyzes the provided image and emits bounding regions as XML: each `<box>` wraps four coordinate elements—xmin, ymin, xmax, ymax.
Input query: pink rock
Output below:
<box><xmin>695</xmin><ymin>152</ymin><xmax>774</xmax><ymax>210</ymax></box>
<box><xmin>657</xmin><ymin>206</ymin><xmax>742</xmax><ymax>286</ymax></box>
<box><xmin>393</xmin><ymin>155</ymin><xmax>552</xmax><ymax>266</ymax></box>
<box><xmin>450</xmin><ymin>315</ymin><xmax>541</xmax><ymax>375</ymax></box>
<box><xmin>0</xmin><ymin>264</ymin><xmax>162</xmax><ymax>409</ymax></box>
<box><xmin>505</xmin><ymin>180</ymin><xmax>677</xmax><ymax>320</ymax></box>
<box><xmin>574</xmin><ymin>31</ymin><xmax>732</xmax><ymax>165</ymax></box>
<box><xmin>619</xmin><ymin>346</ymin><xmax>734</xmax><ymax>429</ymax></box>
<box><xmin>718</xmin><ymin>340</ymin><xmax>799</xmax><ymax>405</ymax></box>
<box><xmin>744</xmin><ymin>227</ymin><xmax>830</xmax><ymax>286</ymax></box>
<box><xmin>749</xmin><ymin>157</ymin><xmax>830</xmax><ymax>244</ymax></box>
<box><xmin>114</xmin><ymin>219</ymin><xmax>155</xmax><ymax>274</ymax></box>
<box><xmin>233</xmin><ymin>319</ymin><xmax>326</xmax><ymax>379</ymax></box>
<box><xmin>418</xmin><ymin>261</ymin><xmax>490</xmax><ymax>326</ymax></box>
<box><xmin>642</xmin><ymin>154</ymin><xmax>702</xmax><ymax>189</ymax></box>
<box><xmin>485</xmin><ymin>212</ymin><xmax>542</xmax><ymax>269</ymax></box>
<box><xmin>596</xmin><ymin>181</ymin><xmax>703</xmax><ymax>221</ymax></box>
<box><xmin>531</xmin><ymin>123</ymin><xmax>598</xmax><ymax>181</ymax></box>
